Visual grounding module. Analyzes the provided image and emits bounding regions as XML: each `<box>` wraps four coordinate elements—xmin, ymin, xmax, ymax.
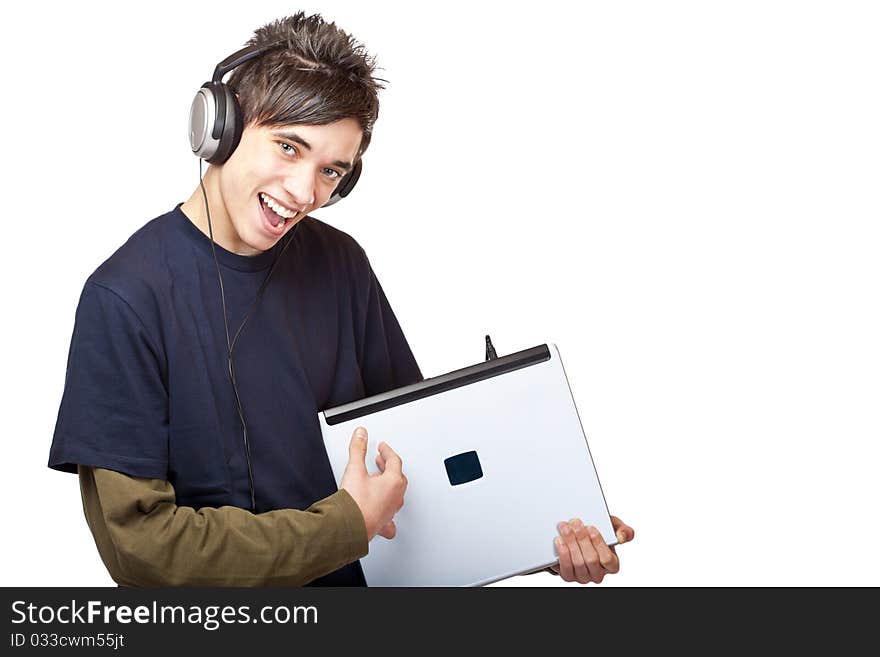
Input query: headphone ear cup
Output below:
<box><xmin>322</xmin><ymin>158</ymin><xmax>362</xmax><ymax>207</ymax></box>
<box><xmin>208</xmin><ymin>85</ymin><xmax>243</xmax><ymax>165</ymax></box>
<box><xmin>189</xmin><ymin>84</ymin><xmax>220</xmax><ymax>160</ymax></box>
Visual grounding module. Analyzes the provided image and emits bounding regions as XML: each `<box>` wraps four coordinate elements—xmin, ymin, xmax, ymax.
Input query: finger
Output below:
<box><xmin>554</xmin><ymin>536</ymin><xmax>575</xmax><ymax>582</ymax></box>
<box><xmin>398</xmin><ymin>475</ymin><xmax>408</xmax><ymax>505</ymax></box>
<box><xmin>377</xmin><ymin>441</ymin><xmax>403</xmax><ymax>474</ymax></box>
<box><xmin>611</xmin><ymin>515</ymin><xmax>635</xmax><ymax>544</ymax></box>
<box><xmin>587</xmin><ymin>524</ymin><xmax>619</xmax><ymax>574</ymax></box>
<box><xmin>571</xmin><ymin>519</ymin><xmax>605</xmax><ymax>584</ymax></box>
<box><xmin>346</xmin><ymin>427</ymin><xmax>368</xmax><ymax>474</ymax></box>
<box><xmin>375</xmin><ymin>451</ymin><xmax>386</xmax><ymax>472</ymax></box>
<box><xmin>558</xmin><ymin>521</ymin><xmax>590</xmax><ymax>584</ymax></box>
<box><xmin>378</xmin><ymin>520</ymin><xmax>397</xmax><ymax>539</ymax></box>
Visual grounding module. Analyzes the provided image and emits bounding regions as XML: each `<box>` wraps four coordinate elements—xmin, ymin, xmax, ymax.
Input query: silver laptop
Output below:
<box><xmin>318</xmin><ymin>343</ymin><xmax>616</xmax><ymax>586</ymax></box>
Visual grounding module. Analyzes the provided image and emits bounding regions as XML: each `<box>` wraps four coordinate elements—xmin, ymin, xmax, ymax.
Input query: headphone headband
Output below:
<box><xmin>211</xmin><ymin>43</ymin><xmax>285</xmax><ymax>83</ymax></box>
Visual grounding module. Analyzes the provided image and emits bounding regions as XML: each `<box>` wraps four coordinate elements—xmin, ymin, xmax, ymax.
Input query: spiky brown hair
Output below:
<box><xmin>227</xmin><ymin>12</ymin><xmax>386</xmax><ymax>158</ymax></box>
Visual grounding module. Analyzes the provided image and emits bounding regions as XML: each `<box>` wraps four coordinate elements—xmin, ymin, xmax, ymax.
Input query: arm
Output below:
<box><xmin>355</xmin><ymin>254</ymin><xmax>423</xmax><ymax>396</ymax></box>
<box><xmin>79</xmin><ymin>465</ymin><xmax>368</xmax><ymax>587</ymax></box>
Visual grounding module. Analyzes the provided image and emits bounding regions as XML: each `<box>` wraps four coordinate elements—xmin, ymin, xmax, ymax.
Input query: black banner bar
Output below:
<box><xmin>1</xmin><ymin>587</ymin><xmax>874</xmax><ymax>654</ymax></box>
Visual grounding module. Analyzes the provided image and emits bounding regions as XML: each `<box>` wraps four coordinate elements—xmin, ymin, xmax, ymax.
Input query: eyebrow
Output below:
<box><xmin>271</xmin><ymin>129</ymin><xmax>354</xmax><ymax>172</ymax></box>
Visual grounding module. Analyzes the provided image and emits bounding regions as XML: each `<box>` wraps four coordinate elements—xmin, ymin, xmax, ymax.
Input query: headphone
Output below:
<box><xmin>188</xmin><ymin>43</ymin><xmax>362</xmax><ymax>207</ymax></box>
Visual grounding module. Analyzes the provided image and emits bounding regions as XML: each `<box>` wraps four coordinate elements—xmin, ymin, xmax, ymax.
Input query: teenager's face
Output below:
<box><xmin>216</xmin><ymin>118</ymin><xmax>363</xmax><ymax>254</ymax></box>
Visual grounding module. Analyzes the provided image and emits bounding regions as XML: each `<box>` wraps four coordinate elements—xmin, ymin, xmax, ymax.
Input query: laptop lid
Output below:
<box><xmin>318</xmin><ymin>343</ymin><xmax>616</xmax><ymax>586</ymax></box>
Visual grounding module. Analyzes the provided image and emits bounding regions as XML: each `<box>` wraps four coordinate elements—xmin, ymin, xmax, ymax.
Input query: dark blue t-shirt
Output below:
<box><xmin>49</xmin><ymin>204</ymin><xmax>423</xmax><ymax>586</ymax></box>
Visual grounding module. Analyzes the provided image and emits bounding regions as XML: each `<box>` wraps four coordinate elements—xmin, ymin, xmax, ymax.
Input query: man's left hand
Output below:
<box><xmin>549</xmin><ymin>515</ymin><xmax>634</xmax><ymax>584</ymax></box>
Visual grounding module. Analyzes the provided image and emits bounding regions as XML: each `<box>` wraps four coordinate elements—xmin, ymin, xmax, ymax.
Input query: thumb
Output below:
<box><xmin>346</xmin><ymin>426</ymin><xmax>368</xmax><ymax>474</ymax></box>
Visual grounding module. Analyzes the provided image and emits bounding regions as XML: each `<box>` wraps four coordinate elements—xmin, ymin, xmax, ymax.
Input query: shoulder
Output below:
<box><xmin>297</xmin><ymin>215</ymin><xmax>372</xmax><ymax>275</ymax></box>
<box><xmin>89</xmin><ymin>209</ymin><xmax>174</xmax><ymax>284</ymax></box>
<box><xmin>82</xmin><ymin>207</ymin><xmax>179</xmax><ymax>329</ymax></box>
<box><xmin>300</xmin><ymin>215</ymin><xmax>367</xmax><ymax>258</ymax></box>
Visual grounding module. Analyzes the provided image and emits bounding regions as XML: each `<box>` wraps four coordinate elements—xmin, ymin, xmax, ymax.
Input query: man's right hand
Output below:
<box><xmin>339</xmin><ymin>426</ymin><xmax>407</xmax><ymax>541</ymax></box>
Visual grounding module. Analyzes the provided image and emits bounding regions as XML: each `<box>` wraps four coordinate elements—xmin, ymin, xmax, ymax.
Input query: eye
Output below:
<box><xmin>279</xmin><ymin>142</ymin><xmax>297</xmax><ymax>156</ymax></box>
<box><xmin>323</xmin><ymin>168</ymin><xmax>342</xmax><ymax>180</ymax></box>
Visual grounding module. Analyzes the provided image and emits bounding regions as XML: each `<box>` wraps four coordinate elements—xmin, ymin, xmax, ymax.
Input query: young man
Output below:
<box><xmin>48</xmin><ymin>12</ymin><xmax>633</xmax><ymax>586</ymax></box>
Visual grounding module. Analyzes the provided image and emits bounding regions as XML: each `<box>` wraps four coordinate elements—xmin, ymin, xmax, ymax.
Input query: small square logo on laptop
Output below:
<box><xmin>444</xmin><ymin>451</ymin><xmax>483</xmax><ymax>486</ymax></box>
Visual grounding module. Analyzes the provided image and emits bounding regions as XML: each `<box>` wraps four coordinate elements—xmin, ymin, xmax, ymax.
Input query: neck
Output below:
<box><xmin>180</xmin><ymin>165</ymin><xmax>262</xmax><ymax>256</ymax></box>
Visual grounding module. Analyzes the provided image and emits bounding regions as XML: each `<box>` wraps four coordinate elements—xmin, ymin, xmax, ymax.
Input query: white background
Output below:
<box><xmin>1</xmin><ymin>0</ymin><xmax>877</xmax><ymax>586</ymax></box>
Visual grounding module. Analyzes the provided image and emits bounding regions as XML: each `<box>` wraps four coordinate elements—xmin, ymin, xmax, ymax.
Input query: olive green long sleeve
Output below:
<box><xmin>78</xmin><ymin>465</ymin><xmax>369</xmax><ymax>587</ymax></box>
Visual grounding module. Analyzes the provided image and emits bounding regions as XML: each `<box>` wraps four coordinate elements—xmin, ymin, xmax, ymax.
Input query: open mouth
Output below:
<box><xmin>258</xmin><ymin>193</ymin><xmax>296</xmax><ymax>233</ymax></box>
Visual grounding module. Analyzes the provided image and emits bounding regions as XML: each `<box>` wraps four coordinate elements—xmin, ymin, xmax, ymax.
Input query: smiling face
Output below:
<box><xmin>186</xmin><ymin>118</ymin><xmax>363</xmax><ymax>256</ymax></box>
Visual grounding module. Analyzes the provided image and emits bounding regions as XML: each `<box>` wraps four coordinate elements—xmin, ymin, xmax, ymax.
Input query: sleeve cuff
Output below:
<box><xmin>324</xmin><ymin>488</ymin><xmax>369</xmax><ymax>561</ymax></box>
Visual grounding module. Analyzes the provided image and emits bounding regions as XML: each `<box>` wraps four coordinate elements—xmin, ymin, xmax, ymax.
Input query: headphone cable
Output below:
<box><xmin>198</xmin><ymin>158</ymin><xmax>302</xmax><ymax>513</ymax></box>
